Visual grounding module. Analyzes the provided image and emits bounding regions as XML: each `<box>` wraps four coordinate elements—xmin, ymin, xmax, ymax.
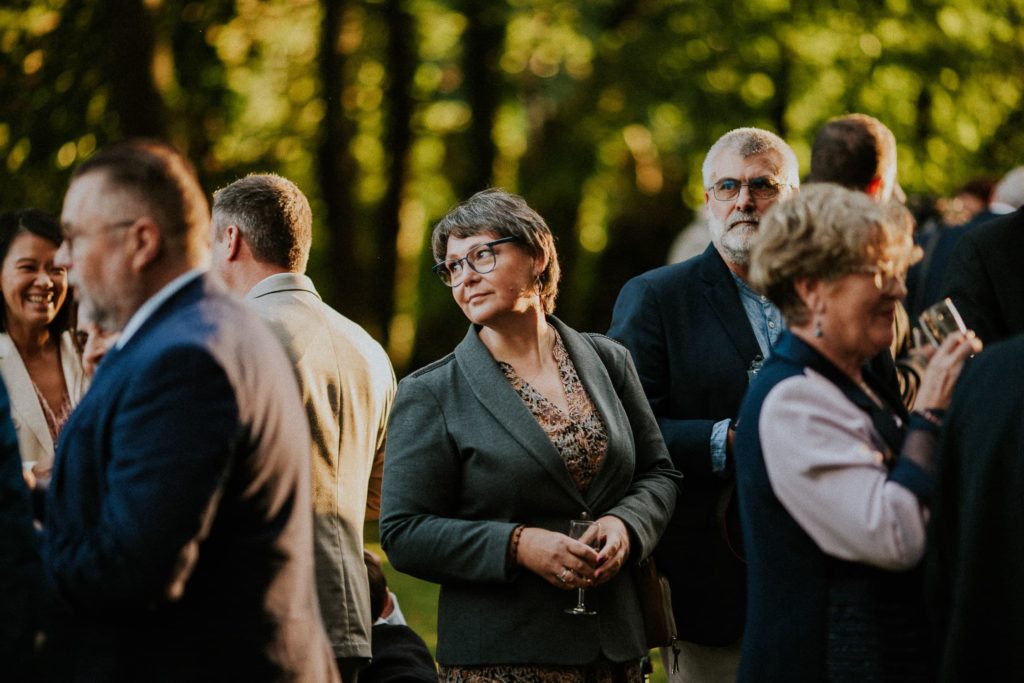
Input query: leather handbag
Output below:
<box><xmin>634</xmin><ymin>556</ymin><xmax>677</xmax><ymax>649</ymax></box>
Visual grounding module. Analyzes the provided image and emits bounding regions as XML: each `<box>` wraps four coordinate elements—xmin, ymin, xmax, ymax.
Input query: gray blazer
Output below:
<box><xmin>380</xmin><ymin>317</ymin><xmax>679</xmax><ymax>666</ymax></box>
<box><xmin>247</xmin><ymin>273</ymin><xmax>397</xmax><ymax>660</ymax></box>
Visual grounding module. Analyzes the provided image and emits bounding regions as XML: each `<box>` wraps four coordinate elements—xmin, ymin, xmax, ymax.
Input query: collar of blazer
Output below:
<box><xmin>698</xmin><ymin>244</ymin><xmax>762</xmax><ymax>367</ymax></box>
<box><xmin>246</xmin><ymin>272</ymin><xmax>320</xmax><ymax>301</ymax></box>
<box><xmin>452</xmin><ymin>316</ymin><xmax>629</xmax><ymax>507</ymax></box>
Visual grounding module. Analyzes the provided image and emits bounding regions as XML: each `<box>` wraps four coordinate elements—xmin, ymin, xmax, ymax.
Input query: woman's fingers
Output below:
<box><xmin>592</xmin><ymin>515</ymin><xmax>631</xmax><ymax>586</ymax></box>
<box><xmin>518</xmin><ymin>527</ymin><xmax>598</xmax><ymax>590</ymax></box>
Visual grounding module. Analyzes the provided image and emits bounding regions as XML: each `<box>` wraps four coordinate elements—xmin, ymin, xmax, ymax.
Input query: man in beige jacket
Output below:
<box><xmin>211</xmin><ymin>173</ymin><xmax>396</xmax><ymax>683</ymax></box>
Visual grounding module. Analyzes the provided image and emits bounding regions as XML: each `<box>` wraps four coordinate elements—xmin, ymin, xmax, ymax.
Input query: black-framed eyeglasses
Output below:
<box><xmin>432</xmin><ymin>236</ymin><xmax>519</xmax><ymax>287</ymax></box>
<box><xmin>708</xmin><ymin>177</ymin><xmax>787</xmax><ymax>202</ymax></box>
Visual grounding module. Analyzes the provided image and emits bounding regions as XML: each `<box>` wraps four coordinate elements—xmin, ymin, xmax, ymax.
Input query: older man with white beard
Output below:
<box><xmin>608</xmin><ymin>128</ymin><xmax>798</xmax><ymax>682</ymax></box>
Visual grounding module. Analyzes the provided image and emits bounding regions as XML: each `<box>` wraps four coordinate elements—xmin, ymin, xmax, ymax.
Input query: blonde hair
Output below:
<box><xmin>749</xmin><ymin>184</ymin><xmax>919</xmax><ymax>326</ymax></box>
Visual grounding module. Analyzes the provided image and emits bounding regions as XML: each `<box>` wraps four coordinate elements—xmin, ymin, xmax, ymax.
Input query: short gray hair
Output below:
<box><xmin>212</xmin><ymin>173</ymin><xmax>312</xmax><ymax>272</ymax></box>
<box><xmin>701</xmin><ymin>127</ymin><xmax>800</xmax><ymax>188</ymax></box>
<box><xmin>993</xmin><ymin>166</ymin><xmax>1024</xmax><ymax>210</ymax></box>
<box><xmin>432</xmin><ymin>188</ymin><xmax>561</xmax><ymax>314</ymax></box>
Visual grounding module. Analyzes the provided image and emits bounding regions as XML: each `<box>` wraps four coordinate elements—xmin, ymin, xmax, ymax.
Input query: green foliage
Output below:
<box><xmin>2</xmin><ymin>0</ymin><xmax>1023</xmax><ymax>374</ymax></box>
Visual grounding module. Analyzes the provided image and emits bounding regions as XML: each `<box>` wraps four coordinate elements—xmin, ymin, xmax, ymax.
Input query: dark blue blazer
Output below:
<box><xmin>608</xmin><ymin>245</ymin><xmax>759</xmax><ymax>645</ymax></box>
<box><xmin>42</xmin><ymin>275</ymin><xmax>338</xmax><ymax>682</ymax></box>
<box><xmin>942</xmin><ymin>207</ymin><xmax>1024</xmax><ymax>345</ymax></box>
<box><xmin>0</xmin><ymin>377</ymin><xmax>41</xmax><ymax>681</ymax></box>
<box><xmin>905</xmin><ymin>210</ymin><xmax>997</xmax><ymax>321</ymax></box>
<box><xmin>928</xmin><ymin>334</ymin><xmax>1024</xmax><ymax>681</ymax></box>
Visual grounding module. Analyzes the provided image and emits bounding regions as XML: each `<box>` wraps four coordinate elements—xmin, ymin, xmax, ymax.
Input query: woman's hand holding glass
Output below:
<box><xmin>591</xmin><ymin>515</ymin><xmax>631</xmax><ymax>587</ymax></box>
<box><xmin>915</xmin><ymin>331</ymin><xmax>983</xmax><ymax>411</ymax></box>
<box><xmin>516</xmin><ymin>526</ymin><xmax>599</xmax><ymax>590</ymax></box>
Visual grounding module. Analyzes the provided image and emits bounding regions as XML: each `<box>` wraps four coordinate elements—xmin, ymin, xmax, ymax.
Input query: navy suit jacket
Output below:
<box><xmin>608</xmin><ymin>245</ymin><xmax>758</xmax><ymax>645</ymax></box>
<box><xmin>42</xmin><ymin>275</ymin><xmax>338</xmax><ymax>682</ymax></box>
<box><xmin>0</xmin><ymin>377</ymin><xmax>41</xmax><ymax>681</ymax></box>
<box><xmin>942</xmin><ymin>207</ymin><xmax>1024</xmax><ymax>345</ymax></box>
<box><xmin>928</xmin><ymin>334</ymin><xmax>1024</xmax><ymax>681</ymax></box>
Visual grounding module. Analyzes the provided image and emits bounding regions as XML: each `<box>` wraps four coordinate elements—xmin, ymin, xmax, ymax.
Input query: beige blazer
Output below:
<box><xmin>246</xmin><ymin>272</ymin><xmax>396</xmax><ymax>660</ymax></box>
<box><xmin>0</xmin><ymin>330</ymin><xmax>88</xmax><ymax>478</ymax></box>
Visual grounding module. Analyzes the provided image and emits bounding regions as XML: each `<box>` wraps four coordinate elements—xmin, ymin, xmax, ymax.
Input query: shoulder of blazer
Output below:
<box><xmin>404</xmin><ymin>352</ymin><xmax>457</xmax><ymax>381</ymax></box>
<box><xmin>580</xmin><ymin>331</ymin><xmax>628</xmax><ymax>362</ymax></box>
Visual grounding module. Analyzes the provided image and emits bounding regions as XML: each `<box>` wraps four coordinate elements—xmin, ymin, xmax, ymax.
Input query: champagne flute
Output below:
<box><xmin>564</xmin><ymin>518</ymin><xmax>600</xmax><ymax>616</ymax></box>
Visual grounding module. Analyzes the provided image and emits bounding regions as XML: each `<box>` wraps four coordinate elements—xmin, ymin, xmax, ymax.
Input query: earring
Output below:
<box><xmin>813</xmin><ymin>315</ymin><xmax>824</xmax><ymax>338</ymax></box>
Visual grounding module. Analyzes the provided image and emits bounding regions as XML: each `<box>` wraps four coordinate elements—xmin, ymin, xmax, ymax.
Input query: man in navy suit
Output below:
<box><xmin>45</xmin><ymin>140</ymin><xmax>339</xmax><ymax>681</ymax></box>
<box><xmin>609</xmin><ymin>128</ymin><xmax>799</xmax><ymax>682</ymax></box>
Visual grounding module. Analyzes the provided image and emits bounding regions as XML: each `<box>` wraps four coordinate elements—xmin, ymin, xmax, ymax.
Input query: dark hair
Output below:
<box><xmin>364</xmin><ymin>550</ymin><xmax>388</xmax><ymax>620</ymax></box>
<box><xmin>431</xmin><ymin>188</ymin><xmax>561</xmax><ymax>314</ymax></box>
<box><xmin>0</xmin><ymin>209</ymin><xmax>75</xmax><ymax>335</ymax></box>
<box><xmin>72</xmin><ymin>139</ymin><xmax>209</xmax><ymax>263</ymax></box>
<box><xmin>212</xmin><ymin>174</ymin><xmax>312</xmax><ymax>272</ymax></box>
<box><xmin>808</xmin><ymin>114</ymin><xmax>896</xmax><ymax>191</ymax></box>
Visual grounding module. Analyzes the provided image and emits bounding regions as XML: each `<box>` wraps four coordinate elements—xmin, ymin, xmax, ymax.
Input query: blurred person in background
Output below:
<box><xmin>734</xmin><ymin>184</ymin><xmax>979</xmax><ymax>681</ymax></box>
<box><xmin>0</xmin><ymin>209</ymin><xmax>87</xmax><ymax>486</ymax></box>
<box><xmin>807</xmin><ymin>112</ymin><xmax>922</xmax><ymax>409</ymax></box>
<box><xmin>361</xmin><ymin>549</ymin><xmax>437</xmax><ymax>683</ymax></box>
<box><xmin>942</xmin><ymin>166</ymin><xmax>1024</xmax><ymax>345</ymax></box>
<box><xmin>0</xmin><ymin>376</ymin><xmax>42</xmax><ymax>682</ymax></box>
<box><xmin>927</xmin><ymin>333</ymin><xmax>1024</xmax><ymax>681</ymax></box>
<box><xmin>74</xmin><ymin>303</ymin><xmax>120</xmax><ymax>377</ymax></box>
<box><xmin>381</xmin><ymin>188</ymin><xmax>679</xmax><ymax>683</ymax></box>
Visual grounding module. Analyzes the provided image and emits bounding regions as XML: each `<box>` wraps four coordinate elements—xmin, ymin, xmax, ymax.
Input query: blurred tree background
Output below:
<box><xmin>2</xmin><ymin>0</ymin><xmax>1023</xmax><ymax>377</ymax></box>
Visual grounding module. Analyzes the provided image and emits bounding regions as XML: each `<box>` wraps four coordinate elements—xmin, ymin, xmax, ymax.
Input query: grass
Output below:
<box><xmin>366</xmin><ymin>525</ymin><xmax>668</xmax><ymax>683</ymax></box>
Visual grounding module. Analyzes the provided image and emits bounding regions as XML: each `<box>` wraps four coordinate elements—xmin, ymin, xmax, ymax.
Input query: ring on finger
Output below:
<box><xmin>557</xmin><ymin>568</ymin><xmax>571</xmax><ymax>583</ymax></box>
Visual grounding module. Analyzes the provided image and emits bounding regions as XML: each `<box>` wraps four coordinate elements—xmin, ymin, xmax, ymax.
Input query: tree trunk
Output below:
<box><xmin>105</xmin><ymin>0</ymin><xmax>165</xmax><ymax>138</ymax></box>
<box><xmin>316</xmin><ymin>0</ymin><xmax>367</xmax><ymax>324</ymax></box>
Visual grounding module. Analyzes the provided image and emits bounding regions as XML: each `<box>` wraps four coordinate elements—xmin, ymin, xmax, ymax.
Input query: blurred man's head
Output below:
<box><xmin>808</xmin><ymin>113</ymin><xmax>898</xmax><ymax>203</ymax></box>
<box><xmin>702</xmin><ymin>127</ymin><xmax>799</xmax><ymax>276</ymax></box>
<box><xmin>58</xmin><ymin>140</ymin><xmax>209</xmax><ymax>331</ymax></box>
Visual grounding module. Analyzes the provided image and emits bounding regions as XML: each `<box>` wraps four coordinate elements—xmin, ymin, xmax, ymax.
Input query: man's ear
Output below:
<box><xmin>224</xmin><ymin>224</ymin><xmax>242</xmax><ymax>262</ymax></box>
<box><xmin>866</xmin><ymin>175</ymin><xmax>885</xmax><ymax>200</ymax></box>
<box><xmin>129</xmin><ymin>217</ymin><xmax>163</xmax><ymax>272</ymax></box>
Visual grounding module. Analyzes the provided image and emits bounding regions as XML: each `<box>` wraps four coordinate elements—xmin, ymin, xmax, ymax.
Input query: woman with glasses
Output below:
<box><xmin>381</xmin><ymin>188</ymin><xmax>679</xmax><ymax>682</ymax></box>
<box><xmin>0</xmin><ymin>209</ymin><xmax>87</xmax><ymax>486</ymax></box>
<box><xmin>732</xmin><ymin>185</ymin><xmax>980</xmax><ymax>682</ymax></box>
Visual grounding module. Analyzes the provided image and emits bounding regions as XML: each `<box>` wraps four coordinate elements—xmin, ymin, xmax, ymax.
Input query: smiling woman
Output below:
<box><xmin>0</xmin><ymin>209</ymin><xmax>87</xmax><ymax>483</ymax></box>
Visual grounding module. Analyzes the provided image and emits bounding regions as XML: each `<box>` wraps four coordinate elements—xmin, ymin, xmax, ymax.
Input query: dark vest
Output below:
<box><xmin>734</xmin><ymin>333</ymin><xmax>929</xmax><ymax>682</ymax></box>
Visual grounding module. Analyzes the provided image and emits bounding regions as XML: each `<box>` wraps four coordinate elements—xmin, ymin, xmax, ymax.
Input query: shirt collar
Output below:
<box><xmin>115</xmin><ymin>269</ymin><xmax>204</xmax><ymax>349</ymax></box>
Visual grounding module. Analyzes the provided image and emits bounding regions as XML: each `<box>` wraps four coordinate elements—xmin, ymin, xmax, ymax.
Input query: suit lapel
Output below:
<box><xmin>0</xmin><ymin>334</ymin><xmax>52</xmax><ymax>456</ymax></box>
<box><xmin>552</xmin><ymin>320</ymin><xmax>627</xmax><ymax>507</ymax></box>
<box><xmin>454</xmin><ymin>324</ymin><xmax>586</xmax><ymax>505</ymax></box>
<box><xmin>699</xmin><ymin>246</ymin><xmax>762</xmax><ymax>366</ymax></box>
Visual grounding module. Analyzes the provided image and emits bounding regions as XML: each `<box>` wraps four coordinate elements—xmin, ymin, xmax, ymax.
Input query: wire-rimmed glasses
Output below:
<box><xmin>707</xmin><ymin>176</ymin><xmax>787</xmax><ymax>202</ymax></box>
<box><xmin>432</xmin><ymin>236</ymin><xmax>518</xmax><ymax>287</ymax></box>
